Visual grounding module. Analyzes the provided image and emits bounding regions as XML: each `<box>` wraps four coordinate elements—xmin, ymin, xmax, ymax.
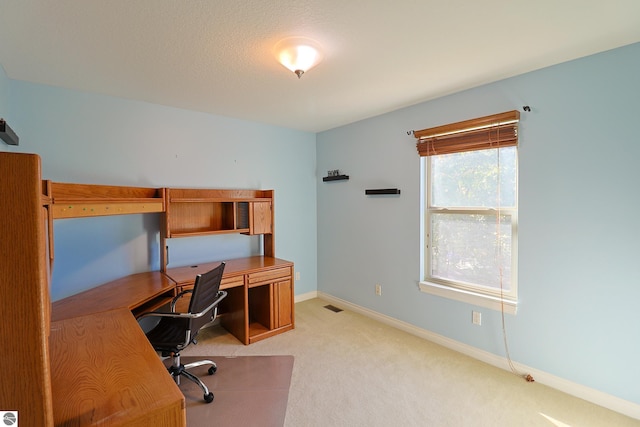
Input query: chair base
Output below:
<box><xmin>168</xmin><ymin>353</ymin><xmax>217</xmax><ymax>403</ymax></box>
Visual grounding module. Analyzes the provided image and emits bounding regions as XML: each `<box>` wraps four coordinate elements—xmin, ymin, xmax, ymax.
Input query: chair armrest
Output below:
<box><xmin>138</xmin><ymin>291</ymin><xmax>228</xmax><ymax>320</ymax></box>
<box><xmin>199</xmin><ymin>290</ymin><xmax>227</xmax><ymax>319</ymax></box>
<box><xmin>137</xmin><ymin>311</ymin><xmax>195</xmax><ymax>320</ymax></box>
<box><xmin>170</xmin><ymin>289</ymin><xmax>193</xmax><ymax>312</ymax></box>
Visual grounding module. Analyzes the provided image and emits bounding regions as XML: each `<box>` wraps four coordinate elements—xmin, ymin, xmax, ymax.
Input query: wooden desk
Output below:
<box><xmin>50</xmin><ymin>308</ymin><xmax>186</xmax><ymax>426</ymax></box>
<box><xmin>44</xmin><ymin>256</ymin><xmax>293</xmax><ymax>425</ymax></box>
<box><xmin>50</xmin><ymin>273</ymin><xmax>186</xmax><ymax>426</ymax></box>
<box><xmin>52</xmin><ymin>256</ymin><xmax>295</xmax><ymax>346</ymax></box>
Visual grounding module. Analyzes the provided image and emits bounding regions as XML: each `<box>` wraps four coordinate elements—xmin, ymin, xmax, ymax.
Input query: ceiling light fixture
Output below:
<box><xmin>275</xmin><ymin>37</ymin><xmax>323</xmax><ymax>79</ymax></box>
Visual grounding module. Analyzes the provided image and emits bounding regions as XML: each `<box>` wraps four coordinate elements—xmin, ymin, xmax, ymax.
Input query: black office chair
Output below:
<box><xmin>140</xmin><ymin>262</ymin><xmax>227</xmax><ymax>403</ymax></box>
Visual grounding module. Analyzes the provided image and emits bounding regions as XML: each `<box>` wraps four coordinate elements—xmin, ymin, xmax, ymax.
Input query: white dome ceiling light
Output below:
<box><xmin>275</xmin><ymin>37</ymin><xmax>323</xmax><ymax>79</ymax></box>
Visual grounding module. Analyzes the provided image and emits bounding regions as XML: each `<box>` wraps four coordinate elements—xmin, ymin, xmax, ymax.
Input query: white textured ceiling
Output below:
<box><xmin>1</xmin><ymin>0</ymin><xmax>640</xmax><ymax>132</ymax></box>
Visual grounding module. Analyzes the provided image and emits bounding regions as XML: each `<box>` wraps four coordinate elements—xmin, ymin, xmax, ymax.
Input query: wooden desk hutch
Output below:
<box><xmin>0</xmin><ymin>152</ymin><xmax>294</xmax><ymax>426</ymax></box>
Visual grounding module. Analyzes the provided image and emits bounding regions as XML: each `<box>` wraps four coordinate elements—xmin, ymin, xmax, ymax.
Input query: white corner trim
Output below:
<box><xmin>316</xmin><ymin>292</ymin><xmax>640</xmax><ymax>421</ymax></box>
<box><xmin>419</xmin><ymin>281</ymin><xmax>518</xmax><ymax>315</ymax></box>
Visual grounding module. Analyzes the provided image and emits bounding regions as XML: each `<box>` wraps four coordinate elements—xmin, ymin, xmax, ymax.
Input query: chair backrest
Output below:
<box><xmin>188</xmin><ymin>262</ymin><xmax>226</xmax><ymax>332</ymax></box>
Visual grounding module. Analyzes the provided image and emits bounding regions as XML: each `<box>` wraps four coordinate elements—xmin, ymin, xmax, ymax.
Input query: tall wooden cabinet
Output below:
<box><xmin>0</xmin><ymin>152</ymin><xmax>54</xmax><ymax>426</ymax></box>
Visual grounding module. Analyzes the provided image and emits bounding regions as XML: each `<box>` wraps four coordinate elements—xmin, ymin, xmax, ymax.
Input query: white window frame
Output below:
<box><xmin>419</xmin><ymin>150</ymin><xmax>519</xmax><ymax>314</ymax></box>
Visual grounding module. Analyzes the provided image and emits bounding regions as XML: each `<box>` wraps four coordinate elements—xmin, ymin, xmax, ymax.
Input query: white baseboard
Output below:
<box><xmin>294</xmin><ymin>290</ymin><xmax>318</xmax><ymax>303</ymax></box>
<box><xmin>315</xmin><ymin>292</ymin><xmax>640</xmax><ymax>421</ymax></box>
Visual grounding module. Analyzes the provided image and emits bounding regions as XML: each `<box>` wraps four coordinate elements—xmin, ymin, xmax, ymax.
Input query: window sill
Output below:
<box><xmin>419</xmin><ymin>281</ymin><xmax>518</xmax><ymax>315</ymax></box>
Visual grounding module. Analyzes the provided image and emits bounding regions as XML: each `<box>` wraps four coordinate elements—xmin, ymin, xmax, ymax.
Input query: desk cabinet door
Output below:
<box><xmin>250</xmin><ymin>201</ymin><xmax>272</xmax><ymax>235</ymax></box>
<box><xmin>274</xmin><ymin>279</ymin><xmax>292</xmax><ymax>328</ymax></box>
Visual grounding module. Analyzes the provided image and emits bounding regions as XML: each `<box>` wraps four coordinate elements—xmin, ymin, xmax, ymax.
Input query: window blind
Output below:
<box><xmin>415</xmin><ymin>110</ymin><xmax>520</xmax><ymax>157</ymax></box>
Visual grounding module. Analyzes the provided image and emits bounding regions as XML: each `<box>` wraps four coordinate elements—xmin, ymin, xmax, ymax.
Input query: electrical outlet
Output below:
<box><xmin>295</xmin><ymin>271</ymin><xmax>300</xmax><ymax>280</ymax></box>
<box><xmin>472</xmin><ymin>311</ymin><xmax>482</xmax><ymax>326</ymax></box>
<box><xmin>375</xmin><ymin>284</ymin><xmax>382</xmax><ymax>296</ymax></box>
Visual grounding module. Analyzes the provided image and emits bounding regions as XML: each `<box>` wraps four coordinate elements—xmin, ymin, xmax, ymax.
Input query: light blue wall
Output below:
<box><xmin>6</xmin><ymin>81</ymin><xmax>317</xmax><ymax>300</ymax></box>
<box><xmin>317</xmin><ymin>42</ymin><xmax>640</xmax><ymax>404</ymax></box>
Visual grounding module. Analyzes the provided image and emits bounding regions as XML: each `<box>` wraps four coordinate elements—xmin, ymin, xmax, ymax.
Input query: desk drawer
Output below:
<box><xmin>221</xmin><ymin>275</ymin><xmax>244</xmax><ymax>289</ymax></box>
<box><xmin>247</xmin><ymin>267</ymin><xmax>291</xmax><ymax>287</ymax></box>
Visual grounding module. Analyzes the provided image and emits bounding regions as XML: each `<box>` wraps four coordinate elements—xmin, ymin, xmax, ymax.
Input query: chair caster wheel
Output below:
<box><xmin>204</xmin><ymin>392</ymin><xmax>214</xmax><ymax>403</ymax></box>
<box><xmin>208</xmin><ymin>365</ymin><xmax>217</xmax><ymax>375</ymax></box>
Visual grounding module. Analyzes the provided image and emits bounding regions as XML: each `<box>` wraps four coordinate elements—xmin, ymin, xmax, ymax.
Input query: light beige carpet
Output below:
<box><xmin>181</xmin><ymin>298</ymin><xmax>640</xmax><ymax>427</ymax></box>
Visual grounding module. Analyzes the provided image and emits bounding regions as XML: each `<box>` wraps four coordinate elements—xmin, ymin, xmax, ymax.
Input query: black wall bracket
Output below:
<box><xmin>365</xmin><ymin>188</ymin><xmax>401</xmax><ymax>195</ymax></box>
<box><xmin>323</xmin><ymin>174</ymin><xmax>349</xmax><ymax>182</ymax></box>
<box><xmin>0</xmin><ymin>119</ymin><xmax>19</xmax><ymax>146</ymax></box>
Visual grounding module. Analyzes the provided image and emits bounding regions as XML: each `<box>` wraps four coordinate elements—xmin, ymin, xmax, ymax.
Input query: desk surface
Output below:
<box><xmin>165</xmin><ymin>256</ymin><xmax>293</xmax><ymax>285</ymax></box>
<box><xmin>50</xmin><ymin>308</ymin><xmax>186</xmax><ymax>426</ymax></box>
<box><xmin>52</xmin><ymin>271</ymin><xmax>177</xmax><ymax>322</ymax></box>
<box><xmin>52</xmin><ymin>257</ymin><xmax>293</xmax><ymax>322</ymax></box>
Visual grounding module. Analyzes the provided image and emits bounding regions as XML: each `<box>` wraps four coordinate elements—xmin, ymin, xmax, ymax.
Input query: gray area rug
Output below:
<box><xmin>166</xmin><ymin>355</ymin><xmax>294</xmax><ymax>427</ymax></box>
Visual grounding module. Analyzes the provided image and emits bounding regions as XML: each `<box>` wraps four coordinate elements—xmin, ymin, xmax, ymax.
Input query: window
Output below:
<box><xmin>414</xmin><ymin>111</ymin><xmax>519</xmax><ymax>313</ymax></box>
